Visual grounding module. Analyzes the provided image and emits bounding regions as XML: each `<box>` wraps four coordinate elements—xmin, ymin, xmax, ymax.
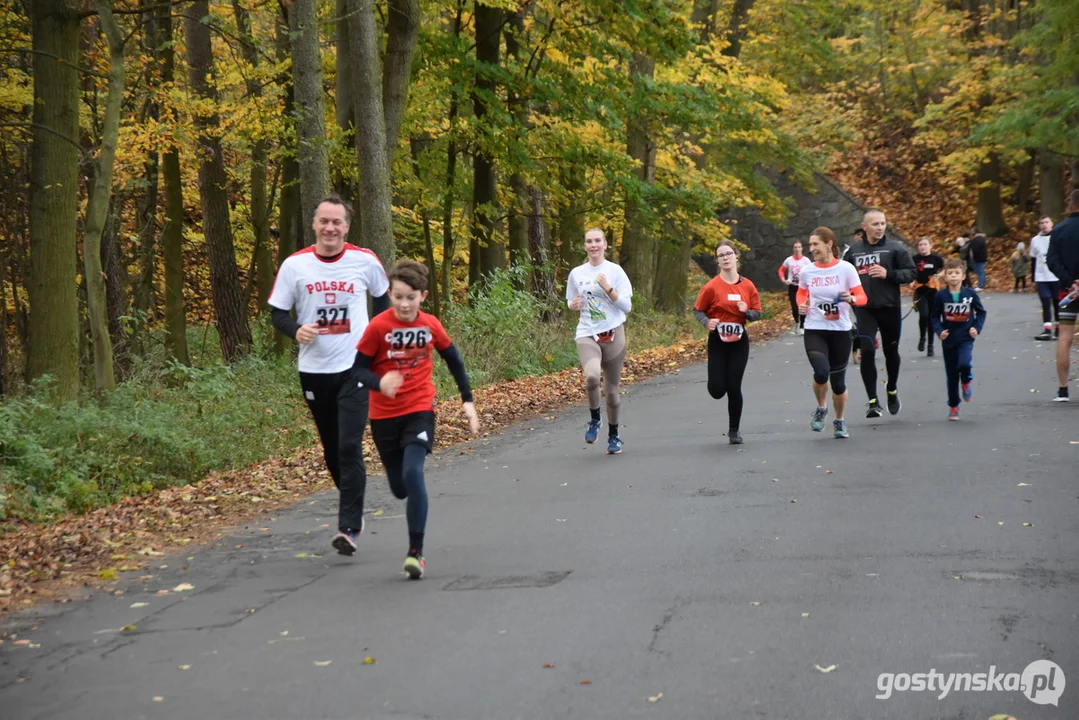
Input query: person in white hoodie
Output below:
<box><xmin>1030</xmin><ymin>216</ymin><xmax>1059</xmax><ymax>341</ymax></box>
<box><xmin>566</xmin><ymin>229</ymin><xmax>633</xmax><ymax>454</ymax></box>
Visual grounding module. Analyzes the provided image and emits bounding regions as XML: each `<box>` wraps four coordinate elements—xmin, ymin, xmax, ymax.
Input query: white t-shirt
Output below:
<box><xmin>1029</xmin><ymin>233</ymin><xmax>1059</xmax><ymax>283</ymax></box>
<box><xmin>268</xmin><ymin>244</ymin><xmax>389</xmax><ymax>373</ymax></box>
<box><xmin>798</xmin><ymin>260</ymin><xmax>862</xmax><ymax>331</ymax></box>
<box><xmin>781</xmin><ymin>255</ymin><xmax>813</xmax><ymax>285</ymax></box>
<box><xmin>566</xmin><ymin>260</ymin><xmax>633</xmax><ymax>339</ymax></box>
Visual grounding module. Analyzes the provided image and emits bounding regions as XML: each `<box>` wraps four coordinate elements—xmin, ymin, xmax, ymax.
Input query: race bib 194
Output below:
<box><xmin>717</xmin><ymin>322</ymin><xmax>745</xmax><ymax>342</ymax></box>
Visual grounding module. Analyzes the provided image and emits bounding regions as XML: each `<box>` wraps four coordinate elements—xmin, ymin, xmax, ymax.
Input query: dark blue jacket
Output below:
<box><xmin>931</xmin><ymin>287</ymin><xmax>986</xmax><ymax>348</ymax></box>
<box><xmin>1046</xmin><ymin>212</ymin><xmax>1079</xmax><ymax>288</ymax></box>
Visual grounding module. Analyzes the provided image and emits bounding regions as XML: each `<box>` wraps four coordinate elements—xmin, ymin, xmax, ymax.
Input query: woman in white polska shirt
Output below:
<box><xmin>565</xmin><ymin>229</ymin><xmax>633</xmax><ymax>455</ymax></box>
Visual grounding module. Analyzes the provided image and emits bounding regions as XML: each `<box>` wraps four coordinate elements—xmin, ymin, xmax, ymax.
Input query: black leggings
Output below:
<box><xmin>299</xmin><ymin>370</ymin><xmax>369</xmax><ymax>532</ymax></box>
<box><xmin>855</xmin><ymin>306</ymin><xmax>902</xmax><ymax>400</ymax></box>
<box><xmin>913</xmin><ymin>286</ymin><xmax>936</xmax><ymax>345</ymax></box>
<box><xmin>707</xmin><ymin>331</ymin><xmax>750</xmax><ymax>430</ymax></box>
<box><xmin>787</xmin><ymin>285</ymin><xmax>803</xmax><ymax>327</ymax></box>
<box><xmin>804</xmin><ymin>329</ymin><xmax>851</xmax><ymax>395</ymax></box>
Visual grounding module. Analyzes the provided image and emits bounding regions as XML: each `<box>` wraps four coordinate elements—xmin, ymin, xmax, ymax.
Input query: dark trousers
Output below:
<box><xmin>942</xmin><ymin>341</ymin><xmax>974</xmax><ymax>408</ymax></box>
<box><xmin>914</xmin><ymin>287</ymin><xmax>935</xmax><ymax>349</ymax></box>
<box><xmin>787</xmin><ymin>285</ymin><xmax>803</xmax><ymax>327</ymax></box>
<box><xmin>855</xmin><ymin>306</ymin><xmax>903</xmax><ymax>400</ymax></box>
<box><xmin>299</xmin><ymin>370</ymin><xmax>368</xmax><ymax>532</ymax></box>
<box><xmin>707</xmin><ymin>332</ymin><xmax>750</xmax><ymax>430</ymax></box>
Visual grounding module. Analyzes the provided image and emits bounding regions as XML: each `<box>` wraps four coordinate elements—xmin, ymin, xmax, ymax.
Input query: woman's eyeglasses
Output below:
<box><xmin>716</xmin><ymin>252</ymin><xmax>735</xmax><ymax>259</ymax></box>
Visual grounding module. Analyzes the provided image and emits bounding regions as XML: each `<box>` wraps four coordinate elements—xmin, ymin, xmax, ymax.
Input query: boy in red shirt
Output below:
<box><xmin>353</xmin><ymin>260</ymin><xmax>480</xmax><ymax>578</ymax></box>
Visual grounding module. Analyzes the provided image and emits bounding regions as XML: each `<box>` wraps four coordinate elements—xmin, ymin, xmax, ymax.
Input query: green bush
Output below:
<box><xmin>0</xmin><ymin>279</ymin><xmax>720</xmax><ymax>525</ymax></box>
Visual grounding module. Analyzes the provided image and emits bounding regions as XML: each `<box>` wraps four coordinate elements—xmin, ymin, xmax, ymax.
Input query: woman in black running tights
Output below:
<box><xmin>694</xmin><ymin>243</ymin><xmax>762</xmax><ymax>444</ymax></box>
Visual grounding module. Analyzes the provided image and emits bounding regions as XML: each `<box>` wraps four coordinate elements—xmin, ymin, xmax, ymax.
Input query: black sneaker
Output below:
<box><xmin>866</xmin><ymin>399</ymin><xmax>883</xmax><ymax>418</ymax></box>
<box><xmin>728</xmin><ymin>429</ymin><xmax>743</xmax><ymax>445</ymax></box>
<box><xmin>1034</xmin><ymin>330</ymin><xmax>1053</xmax><ymax>341</ymax></box>
<box><xmin>887</xmin><ymin>391</ymin><xmax>901</xmax><ymax>415</ymax></box>
<box><xmin>926</xmin><ymin>345</ymin><xmax>934</xmax><ymax>357</ymax></box>
<box><xmin>917</xmin><ymin>337</ymin><xmax>925</xmax><ymax>352</ymax></box>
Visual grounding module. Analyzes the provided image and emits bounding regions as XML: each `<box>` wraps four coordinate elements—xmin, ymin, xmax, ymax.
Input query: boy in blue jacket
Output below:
<box><xmin>931</xmin><ymin>258</ymin><xmax>987</xmax><ymax>420</ymax></box>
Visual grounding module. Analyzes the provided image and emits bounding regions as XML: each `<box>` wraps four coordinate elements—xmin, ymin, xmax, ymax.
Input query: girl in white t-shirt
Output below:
<box><xmin>796</xmin><ymin>227</ymin><xmax>867</xmax><ymax>439</ymax></box>
<box><xmin>777</xmin><ymin>241</ymin><xmax>813</xmax><ymax>334</ymax></box>
<box><xmin>565</xmin><ymin>229</ymin><xmax>633</xmax><ymax>454</ymax></box>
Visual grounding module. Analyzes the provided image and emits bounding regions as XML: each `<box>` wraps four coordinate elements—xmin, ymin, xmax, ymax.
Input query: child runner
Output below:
<box><xmin>911</xmin><ymin>237</ymin><xmax>945</xmax><ymax>357</ymax></box>
<box><xmin>566</xmin><ymin>229</ymin><xmax>633</xmax><ymax>454</ymax></box>
<box><xmin>1010</xmin><ymin>242</ymin><xmax>1028</xmax><ymax>293</ymax></box>
<box><xmin>930</xmin><ymin>259</ymin><xmax>987</xmax><ymax>421</ymax></box>
<box><xmin>695</xmin><ymin>243</ymin><xmax>763</xmax><ymax>444</ymax></box>
<box><xmin>797</xmin><ymin>227</ymin><xmax>868</xmax><ymax>439</ymax></box>
<box><xmin>777</xmin><ymin>241</ymin><xmax>812</xmax><ymax>335</ymax></box>
<box><xmin>353</xmin><ymin>260</ymin><xmax>480</xmax><ymax>579</ymax></box>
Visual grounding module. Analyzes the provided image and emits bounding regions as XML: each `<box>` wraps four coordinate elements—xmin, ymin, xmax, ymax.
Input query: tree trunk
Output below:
<box><xmin>1039</xmin><ymin>150</ymin><xmax>1065</xmax><ymax>219</ymax></box>
<box><xmin>557</xmin><ymin>169</ymin><xmax>584</xmax><ymax>286</ymax></box>
<box><xmin>233</xmin><ymin>0</ymin><xmax>272</xmax><ymax>313</ymax></box>
<box><xmin>133</xmin><ymin>6</ymin><xmax>161</xmax><ymax>320</ymax></box>
<box><xmin>28</xmin><ymin>0</ymin><xmax>81</xmax><ymax>400</ymax></box>
<box><xmin>348</xmin><ymin>0</ymin><xmax>396</xmax><ymax>263</ymax></box>
<box><xmin>654</xmin><ymin>234</ymin><xmax>694</xmax><ymax>313</ymax></box>
<box><xmin>441</xmin><ymin>102</ymin><xmax>460</xmax><ymax>308</ymax></box>
<box><xmin>274</xmin><ymin>9</ymin><xmax>301</xmax><ymax>354</ymax></box>
<box><xmin>473</xmin><ymin>2</ymin><xmax>504</xmax><ymax>280</ymax></box>
<box><xmin>504</xmin><ymin>14</ymin><xmax>529</xmax><ymax>280</ymax></box>
<box><xmin>101</xmin><ymin>196</ymin><xmax>129</xmax><ymax>357</ymax></box>
<box><xmin>620</xmin><ymin>53</ymin><xmax>657</xmax><ymax>306</ymax></box>
<box><xmin>335</xmin><ymin>0</ymin><xmax>355</xmax><ymax>158</ymax></box>
<box><xmin>81</xmin><ymin>0</ymin><xmax>124</xmax><ymax>393</ymax></box>
<box><xmin>291</xmin><ymin>0</ymin><xmax>331</xmax><ymax>247</ymax></box>
<box><xmin>1016</xmin><ymin>150</ymin><xmax>1035</xmax><ymax>212</ymax></box>
<box><xmin>975</xmin><ymin>152</ymin><xmax>1007</xmax><ymax>236</ymax></box>
<box><xmin>383</xmin><ymin>0</ymin><xmax>420</xmax><ymax>168</ymax></box>
<box><xmin>159</xmin><ymin>1</ymin><xmax>188</xmax><ymax>364</ymax></box>
<box><xmin>722</xmin><ymin>0</ymin><xmax>756</xmax><ymax>58</ymax></box>
<box><xmin>528</xmin><ymin>187</ymin><xmax>557</xmax><ymax>318</ymax></box>
<box><xmin>186</xmin><ymin>0</ymin><xmax>251</xmax><ymax>361</ymax></box>
<box><xmin>409</xmin><ymin>136</ymin><xmax>441</xmax><ymax>318</ymax></box>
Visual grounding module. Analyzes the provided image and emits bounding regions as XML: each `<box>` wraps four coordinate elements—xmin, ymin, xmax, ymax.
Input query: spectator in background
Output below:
<box><xmin>968</xmin><ymin>232</ymin><xmax>988</xmax><ymax>291</ymax></box>
<box><xmin>1011</xmin><ymin>242</ymin><xmax>1027</xmax><ymax>292</ymax></box>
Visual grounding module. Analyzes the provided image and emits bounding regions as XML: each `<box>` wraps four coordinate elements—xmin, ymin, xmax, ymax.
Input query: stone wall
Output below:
<box><xmin>695</xmin><ymin>171</ymin><xmax>910</xmax><ymax>290</ymax></box>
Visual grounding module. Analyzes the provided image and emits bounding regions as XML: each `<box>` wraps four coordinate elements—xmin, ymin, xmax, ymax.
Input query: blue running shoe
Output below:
<box><xmin>585</xmin><ymin>418</ymin><xmax>601</xmax><ymax>444</ymax></box>
<box><xmin>833</xmin><ymin>419</ymin><xmax>849</xmax><ymax>439</ymax></box>
<box><xmin>961</xmin><ymin>382</ymin><xmax>973</xmax><ymax>403</ymax></box>
<box><xmin>606</xmin><ymin>435</ymin><xmax>623</xmax><ymax>454</ymax></box>
<box><xmin>810</xmin><ymin>406</ymin><xmax>828</xmax><ymax>432</ymax></box>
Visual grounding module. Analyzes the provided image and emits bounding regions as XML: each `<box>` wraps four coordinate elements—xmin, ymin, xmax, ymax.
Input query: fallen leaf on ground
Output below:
<box><xmin>648</xmin><ymin>692</ymin><xmax>663</xmax><ymax>702</ymax></box>
<box><xmin>98</xmin><ymin>569</ymin><xmax>117</xmax><ymax>581</ymax></box>
<box><xmin>543</xmin><ymin>663</ymin><xmax>555</xmax><ymax>668</ymax></box>
<box><xmin>294</xmin><ymin>553</ymin><xmax>310</xmax><ymax>558</ymax></box>
<box><xmin>13</xmin><ymin>639</ymin><xmax>29</xmax><ymax>646</ymax></box>
<box><xmin>373</xmin><ymin>509</ymin><xmax>384</xmax><ymax>516</ymax></box>
<box><xmin>152</xmin><ymin>697</ymin><xmax>163</xmax><ymax>702</ymax></box>
<box><xmin>974</xmin><ymin>515</ymin><xmax>982</xmax><ymax>519</ymax></box>
<box><xmin>314</xmin><ymin>660</ymin><xmax>333</xmax><ymax>667</ymax></box>
<box><xmin>177</xmin><ymin>665</ymin><xmax>190</xmax><ymax>670</ymax></box>
<box><xmin>1017</xmin><ymin>483</ymin><xmax>1031</xmax><ymax>487</ymax></box>
<box><xmin>750</xmin><ymin>601</ymin><xmax>760</xmax><ymax>606</ymax></box>
<box><xmin>121</xmin><ymin>625</ymin><xmax>137</xmax><ymax>632</ymax></box>
<box><xmin>814</xmin><ymin>664</ymin><xmax>837</xmax><ymax>673</ymax></box>
<box><xmin>362</xmin><ymin>656</ymin><xmax>376</xmax><ymax>665</ymax></box>
<box><xmin>172</xmin><ymin>583</ymin><xmax>194</xmax><ymax>592</ymax></box>
<box><xmin>129</xmin><ymin>603</ymin><xmax>148</xmax><ymax>608</ymax></box>
<box><xmin>801</xmin><ymin>612</ymin><xmax>810</xmax><ymax>617</ymax></box>
<box><xmin>579</xmin><ymin>679</ymin><xmax>592</xmax><ymax>685</ymax></box>
<box><xmin>1023</xmin><ymin>523</ymin><xmax>1032</xmax><ymax>527</ymax></box>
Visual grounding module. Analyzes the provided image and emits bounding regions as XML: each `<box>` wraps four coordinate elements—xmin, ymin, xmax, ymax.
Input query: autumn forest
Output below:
<box><xmin>0</xmin><ymin>0</ymin><xmax>1076</xmax><ymax>523</ymax></box>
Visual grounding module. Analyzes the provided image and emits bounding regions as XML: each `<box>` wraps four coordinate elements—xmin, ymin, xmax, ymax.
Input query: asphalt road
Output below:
<box><xmin>2</xmin><ymin>292</ymin><xmax>1076</xmax><ymax>720</ymax></box>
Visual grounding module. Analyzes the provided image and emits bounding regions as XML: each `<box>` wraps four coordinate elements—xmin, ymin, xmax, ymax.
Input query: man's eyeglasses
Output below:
<box><xmin>716</xmin><ymin>252</ymin><xmax>735</xmax><ymax>259</ymax></box>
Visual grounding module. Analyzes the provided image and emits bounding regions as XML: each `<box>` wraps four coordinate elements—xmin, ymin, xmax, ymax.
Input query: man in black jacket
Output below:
<box><xmin>1046</xmin><ymin>189</ymin><xmax>1079</xmax><ymax>402</ymax></box>
<box><xmin>847</xmin><ymin>209</ymin><xmax>917</xmax><ymax>417</ymax></box>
